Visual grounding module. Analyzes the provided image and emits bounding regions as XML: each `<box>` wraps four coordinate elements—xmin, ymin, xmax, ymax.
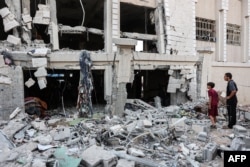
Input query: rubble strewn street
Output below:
<box><xmin>1</xmin><ymin>98</ymin><xmax>250</xmax><ymax>167</ymax></box>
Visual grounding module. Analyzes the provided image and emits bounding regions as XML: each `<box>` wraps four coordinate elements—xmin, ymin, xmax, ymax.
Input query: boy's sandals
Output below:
<box><xmin>210</xmin><ymin>125</ymin><xmax>217</xmax><ymax>129</ymax></box>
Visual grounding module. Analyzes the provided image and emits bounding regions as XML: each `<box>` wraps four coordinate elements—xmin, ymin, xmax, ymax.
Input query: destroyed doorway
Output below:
<box><xmin>120</xmin><ymin>2</ymin><xmax>157</xmax><ymax>52</ymax></box>
<box><xmin>55</xmin><ymin>0</ymin><xmax>104</xmax><ymax>50</ymax></box>
<box><xmin>127</xmin><ymin>69</ymin><xmax>170</xmax><ymax>107</ymax></box>
<box><xmin>23</xmin><ymin>69</ymin><xmax>105</xmax><ymax>110</ymax></box>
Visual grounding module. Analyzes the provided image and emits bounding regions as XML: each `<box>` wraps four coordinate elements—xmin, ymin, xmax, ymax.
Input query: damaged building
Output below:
<box><xmin>0</xmin><ymin>0</ymin><xmax>250</xmax><ymax>118</ymax></box>
<box><xmin>0</xmin><ymin>0</ymin><xmax>250</xmax><ymax>167</ymax></box>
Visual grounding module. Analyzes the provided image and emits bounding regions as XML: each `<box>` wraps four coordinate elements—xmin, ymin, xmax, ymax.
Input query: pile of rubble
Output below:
<box><xmin>0</xmin><ymin>99</ymin><xmax>250</xmax><ymax>167</ymax></box>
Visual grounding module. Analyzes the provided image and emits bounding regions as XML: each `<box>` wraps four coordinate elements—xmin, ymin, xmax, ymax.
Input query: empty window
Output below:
<box><xmin>196</xmin><ymin>17</ymin><xmax>216</xmax><ymax>42</ymax></box>
<box><xmin>226</xmin><ymin>23</ymin><xmax>241</xmax><ymax>45</ymax></box>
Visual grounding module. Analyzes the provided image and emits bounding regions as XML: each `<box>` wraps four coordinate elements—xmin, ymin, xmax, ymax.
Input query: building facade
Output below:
<box><xmin>0</xmin><ymin>0</ymin><xmax>249</xmax><ymax>119</ymax></box>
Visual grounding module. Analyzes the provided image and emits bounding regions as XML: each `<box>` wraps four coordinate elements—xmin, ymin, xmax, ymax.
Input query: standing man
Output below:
<box><xmin>224</xmin><ymin>72</ymin><xmax>238</xmax><ymax>129</ymax></box>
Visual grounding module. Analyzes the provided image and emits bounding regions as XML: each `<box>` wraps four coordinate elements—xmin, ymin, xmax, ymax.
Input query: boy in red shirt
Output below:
<box><xmin>207</xmin><ymin>82</ymin><xmax>219</xmax><ymax>129</ymax></box>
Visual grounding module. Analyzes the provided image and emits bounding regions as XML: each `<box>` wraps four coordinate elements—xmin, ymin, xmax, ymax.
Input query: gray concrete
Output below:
<box><xmin>0</xmin><ymin>66</ymin><xmax>24</xmax><ymax>120</ymax></box>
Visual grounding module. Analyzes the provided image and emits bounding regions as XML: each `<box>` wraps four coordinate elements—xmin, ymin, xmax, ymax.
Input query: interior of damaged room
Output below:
<box><xmin>0</xmin><ymin>0</ymin><xmax>250</xmax><ymax>167</ymax></box>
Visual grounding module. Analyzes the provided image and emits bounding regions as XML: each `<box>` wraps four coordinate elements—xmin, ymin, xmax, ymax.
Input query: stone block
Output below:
<box><xmin>167</xmin><ymin>85</ymin><xmax>177</xmax><ymax>93</ymax></box>
<box><xmin>81</xmin><ymin>145</ymin><xmax>117</xmax><ymax>167</ymax></box>
<box><xmin>25</xmin><ymin>78</ymin><xmax>35</xmax><ymax>88</ymax></box>
<box><xmin>143</xmin><ymin>120</ymin><xmax>152</xmax><ymax>128</ymax></box>
<box><xmin>116</xmin><ymin>159</ymin><xmax>135</xmax><ymax>167</ymax></box>
<box><xmin>22</xmin><ymin>14</ymin><xmax>32</xmax><ymax>23</ymax></box>
<box><xmin>203</xmin><ymin>143</ymin><xmax>217</xmax><ymax>161</ymax></box>
<box><xmin>0</xmin><ymin>7</ymin><xmax>10</xmax><ymax>18</ymax></box>
<box><xmin>197</xmin><ymin>132</ymin><xmax>207</xmax><ymax>142</ymax></box>
<box><xmin>244</xmin><ymin>136</ymin><xmax>250</xmax><ymax>148</ymax></box>
<box><xmin>128</xmin><ymin>148</ymin><xmax>145</xmax><ymax>157</ymax></box>
<box><xmin>154</xmin><ymin>119</ymin><xmax>167</xmax><ymax>125</ymax></box>
<box><xmin>31</xmin><ymin>121</ymin><xmax>47</xmax><ymax>131</ymax></box>
<box><xmin>7</xmin><ymin>35</ymin><xmax>21</xmax><ymax>45</ymax></box>
<box><xmin>37</xmin><ymin>77</ymin><xmax>47</xmax><ymax>89</ymax></box>
<box><xmin>32</xmin><ymin>58</ymin><xmax>47</xmax><ymax>67</ymax></box>
<box><xmin>3</xmin><ymin>15</ymin><xmax>19</xmax><ymax>32</ymax></box>
<box><xmin>34</xmin><ymin>67</ymin><xmax>47</xmax><ymax>77</ymax></box>
<box><xmin>233</xmin><ymin>125</ymin><xmax>247</xmax><ymax>136</ymax></box>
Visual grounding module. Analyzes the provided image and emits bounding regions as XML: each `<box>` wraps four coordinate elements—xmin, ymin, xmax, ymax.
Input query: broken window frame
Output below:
<box><xmin>226</xmin><ymin>23</ymin><xmax>241</xmax><ymax>46</ymax></box>
<box><xmin>56</xmin><ymin>0</ymin><xmax>105</xmax><ymax>51</ymax></box>
<box><xmin>120</xmin><ymin>2</ymin><xmax>157</xmax><ymax>53</ymax></box>
<box><xmin>195</xmin><ymin>17</ymin><xmax>216</xmax><ymax>42</ymax></box>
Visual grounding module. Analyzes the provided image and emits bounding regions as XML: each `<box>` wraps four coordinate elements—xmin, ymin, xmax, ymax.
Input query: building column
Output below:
<box><xmin>112</xmin><ymin>0</ymin><xmax>120</xmax><ymax>52</ymax></box>
<box><xmin>216</xmin><ymin>0</ymin><xmax>228</xmax><ymax>62</ymax></box>
<box><xmin>241</xmin><ymin>0</ymin><xmax>250</xmax><ymax>62</ymax></box>
<box><xmin>104</xmin><ymin>0</ymin><xmax>112</xmax><ymax>53</ymax></box>
<box><xmin>48</xmin><ymin>0</ymin><xmax>59</xmax><ymax>50</ymax></box>
<box><xmin>112</xmin><ymin>38</ymin><xmax>137</xmax><ymax>117</ymax></box>
<box><xmin>155</xmin><ymin>0</ymin><xmax>165</xmax><ymax>54</ymax></box>
<box><xmin>191</xmin><ymin>0</ymin><xmax>197</xmax><ymax>56</ymax></box>
<box><xmin>163</xmin><ymin>0</ymin><xmax>170</xmax><ymax>54</ymax></box>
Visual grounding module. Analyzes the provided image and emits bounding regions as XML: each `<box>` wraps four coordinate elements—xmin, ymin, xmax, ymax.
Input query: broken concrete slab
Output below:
<box><xmin>7</xmin><ymin>35</ymin><xmax>21</xmax><ymax>45</ymax></box>
<box><xmin>143</xmin><ymin>120</ymin><xmax>152</xmax><ymax>128</ymax></box>
<box><xmin>116</xmin><ymin>159</ymin><xmax>135</xmax><ymax>167</ymax></box>
<box><xmin>0</xmin><ymin>130</ymin><xmax>15</xmax><ymax>149</ymax></box>
<box><xmin>31</xmin><ymin>121</ymin><xmax>47</xmax><ymax>131</ymax></box>
<box><xmin>37</xmin><ymin>134</ymin><xmax>53</xmax><ymax>145</ymax></box>
<box><xmin>50</xmin><ymin>127</ymin><xmax>71</xmax><ymax>141</ymax></box>
<box><xmin>81</xmin><ymin>145</ymin><xmax>117</xmax><ymax>167</ymax></box>
<box><xmin>128</xmin><ymin>148</ymin><xmax>145</xmax><ymax>157</ymax></box>
<box><xmin>2</xmin><ymin>120</ymin><xmax>26</xmax><ymax>139</ymax></box>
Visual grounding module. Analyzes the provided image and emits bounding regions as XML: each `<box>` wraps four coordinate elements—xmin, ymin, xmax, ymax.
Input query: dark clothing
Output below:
<box><xmin>226</xmin><ymin>80</ymin><xmax>238</xmax><ymax>128</ymax></box>
<box><xmin>226</xmin><ymin>80</ymin><xmax>238</xmax><ymax>103</ymax></box>
<box><xmin>208</xmin><ymin>89</ymin><xmax>218</xmax><ymax>117</ymax></box>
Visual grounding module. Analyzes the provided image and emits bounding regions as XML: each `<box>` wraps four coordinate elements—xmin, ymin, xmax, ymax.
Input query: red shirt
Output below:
<box><xmin>208</xmin><ymin>89</ymin><xmax>218</xmax><ymax>105</ymax></box>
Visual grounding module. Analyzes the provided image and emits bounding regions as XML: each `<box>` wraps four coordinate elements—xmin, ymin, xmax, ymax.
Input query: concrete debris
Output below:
<box><xmin>128</xmin><ymin>147</ymin><xmax>145</xmax><ymax>157</ymax></box>
<box><xmin>28</xmin><ymin>48</ymin><xmax>51</xmax><ymax>57</ymax></box>
<box><xmin>0</xmin><ymin>7</ymin><xmax>19</xmax><ymax>32</ymax></box>
<box><xmin>34</xmin><ymin>67</ymin><xmax>47</xmax><ymax>77</ymax></box>
<box><xmin>203</xmin><ymin>143</ymin><xmax>217</xmax><ymax>161</ymax></box>
<box><xmin>116</xmin><ymin>159</ymin><xmax>135</xmax><ymax>167</ymax></box>
<box><xmin>0</xmin><ymin>98</ymin><xmax>250</xmax><ymax>166</ymax></box>
<box><xmin>81</xmin><ymin>145</ymin><xmax>117</xmax><ymax>167</ymax></box>
<box><xmin>7</xmin><ymin>35</ymin><xmax>21</xmax><ymax>45</ymax></box>
<box><xmin>25</xmin><ymin>78</ymin><xmax>35</xmax><ymax>88</ymax></box>
<box><xmin>9</xmin><ymin>107</ymin><xmax>22</xmax><ymax>120</ymax></box>
<box><xmin>33</xmin><ymin>4</ymin><xmax>50</xmax><ymax>25</ymax></box>
<box><xmin>233</xmin><ymin>125</ymin><xmax>247</xmax><ymax>136</ymax></box>
<box><xmin>50</xmin><ymin>127</ymin><xmax>71</xmax><ymax>141</ymax></box>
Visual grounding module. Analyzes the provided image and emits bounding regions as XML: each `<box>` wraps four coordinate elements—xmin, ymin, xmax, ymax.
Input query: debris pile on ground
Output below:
<box><xmin>0</xmin><ymin>99</ymin><xmax>250</xmax><ymax>167</ymax></box>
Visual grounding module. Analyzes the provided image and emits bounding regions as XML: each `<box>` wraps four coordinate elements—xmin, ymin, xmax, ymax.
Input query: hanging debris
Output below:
<box><xmin>77</xmin><ymin>50</ymin><xmax>93</xmax><ymax>117</ymax></box>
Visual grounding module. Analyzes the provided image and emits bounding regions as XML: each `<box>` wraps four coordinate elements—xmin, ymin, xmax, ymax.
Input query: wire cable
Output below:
<box><xmin>79</xmin><ymin>0</ymin><xmax>85</xmax><ymax>26</ymax></box>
